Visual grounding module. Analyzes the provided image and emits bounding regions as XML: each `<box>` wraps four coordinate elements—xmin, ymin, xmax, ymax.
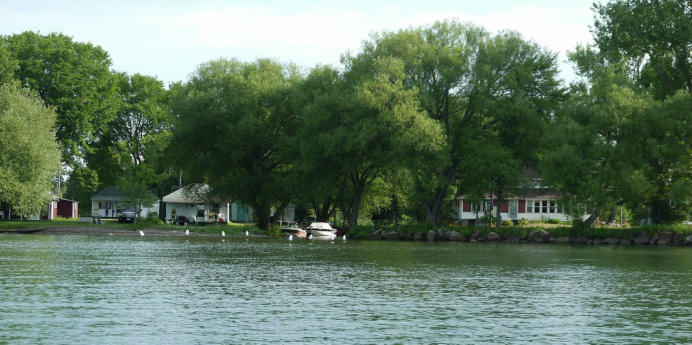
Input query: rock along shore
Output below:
<box><xmin>366</xmin><ymin>228</ymin><xmax>692</xmax><ymax>247</ymax></box>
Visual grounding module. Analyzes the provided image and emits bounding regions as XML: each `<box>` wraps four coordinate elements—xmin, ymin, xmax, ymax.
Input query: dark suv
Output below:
<box><xmin>118</xmin><ymin>210</ymin><xmax>136</xmax><ymax>223</ymax></box>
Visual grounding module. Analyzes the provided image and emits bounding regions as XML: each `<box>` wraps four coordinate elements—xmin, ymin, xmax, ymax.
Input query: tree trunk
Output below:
<box><xmin>607</xmin><ymin>207</ymin><xmax>617</xmax><ymax>224</ymax></box>
<box><xmin>269</xmin><ymin>199</ymin><xmax>291</xmax><ymax>226</ymax></box>
<box><xmin>421</xmin><ymin>161</ymin><xmax>459</xmax><ymax>225</ymax></box>
<box><xmin>254</xmin><ymin>204</ymin><xmax>272</xmax><ymax>231</ymax></box>
<box><xmin>582</xmin><ymin>206</ymin><xmax>600</xmax><ymax>230</ymax></box>
<box><xmin>495</xmin><ymin>192</ymin><xmax>504</xmax><ymax>227</ymax></box>
<box><xmin>347</xmin><ymin>192</ymin><xmax>363</xmax><ymax>230</ymax></box>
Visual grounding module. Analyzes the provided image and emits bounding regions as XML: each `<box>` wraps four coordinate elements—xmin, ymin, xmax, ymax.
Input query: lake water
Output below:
<box><xmin>1</xmin><ymin>234</ymin><xmax>691</xmax><ymax>344</ymax></box>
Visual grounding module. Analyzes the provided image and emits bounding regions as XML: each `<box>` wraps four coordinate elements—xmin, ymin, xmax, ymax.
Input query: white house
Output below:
<box><xmin>162</xmin><ymin>185</ymin><xmax>231</xmax><ymax>224</ymax></box>
<box><xmin>162</xmin><ymin>184</ymin><xmax>296</xmax><ymax>224</ymax></box>
<box><xmin>450</xmin><ymin>188</ymin><xmax>590</xmax><ymax>226</ymax></box>
<box><xmin>91</xmin><ymin>186</ymin><xmax>159</xmax><ymax>218</ymax></box>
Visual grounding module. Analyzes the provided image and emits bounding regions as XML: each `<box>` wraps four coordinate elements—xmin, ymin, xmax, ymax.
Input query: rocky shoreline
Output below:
<box><xmin>367</xmin><ymin>228</ymin><xmax>692</xmax><ymax>246</ymax></box>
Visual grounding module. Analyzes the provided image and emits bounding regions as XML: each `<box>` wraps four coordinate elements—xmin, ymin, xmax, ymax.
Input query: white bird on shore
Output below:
<box><xmin>139</xmin><ymin>230</ymin><xmax>144</xmax><ymax>236</ymax></box>
<box><xmin>245</xmin><ymin>230</ymin><xmax>249</xmax><ymax>237</ymax></box>
<box><xmin>289</xmin><ymin>235</ymin><xmax>293</xmax><ymax>241</ymax></box>
<box><xmin>343</xmin><ymin>235</ymin><xmax>346</xmax><ymax>241</ymax></box>
<box><xmin>309</xmin><ymin>234</ymin><xmax>313</xmax><ymax>240</ymax></box>
<box><xmin>222</xmin><ymin>231</ymin><xmax>225</xmax><ymax>237</ymax></box>
<box><xmin>185</xmin><ymin>229</ymin><xmax>189</xmax><ymax>236</ymax></box>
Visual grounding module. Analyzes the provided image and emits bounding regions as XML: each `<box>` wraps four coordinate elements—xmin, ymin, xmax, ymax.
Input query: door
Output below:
<box><xmin>509</xmin><ymin>200</ymin><xmax>518</xmax><ymax>220</ymax></box>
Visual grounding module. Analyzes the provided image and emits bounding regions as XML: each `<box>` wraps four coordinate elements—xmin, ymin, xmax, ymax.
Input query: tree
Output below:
<box><xmin>64</xmin><ymin>166</ymin><xmax>99</xmax><ymax>215</ymax></box>
<box><xmin>116</xmin><ymin>163</ymin><xmax>160</xmax><ymax>223</ymax></box>
<box><xmin>541</xmin><ymin>57</ymin><xmax>652</xmax><ymax>229</ymax></box>
<box><xmin>298</xmin><ymin>59</ymin><xmax>445</xmax><ymax>229</ymax></box>
<box><xmin>593</xmin><ymin>0</ymin><xmax>692</xmax><ymax>99</ymax></box>
<box><xmin>0</xmin><ymin>82</ymin><xmax>61</xmax><ymax>215</ymax></box>
<box><xmin>87</xmin><ymin>73</ymin><xmax>171</xmax><ymax>186</ymax></box>
<box><xmin>2</xmin><ymin>31</ymin><xmax>119</xmax><ymax>164</ymax></box>
<box><xmin>587</xmin><ymin>0</ymin><xmax>692</xmax><ymax>223</ymax></box>
<box><xmin>168</xmin><ymin>58</ymin><xmax>301</xmax><ymax>230</ymax></box>
<box><xmin>0</xmin><ymin>45</ymin><xmax>16</xmax><ymax>85</ymax></box>
<box><xmin>350</xmin><ymin>20</ymin><xmax>563</xmax><ymax>224</ymax></box>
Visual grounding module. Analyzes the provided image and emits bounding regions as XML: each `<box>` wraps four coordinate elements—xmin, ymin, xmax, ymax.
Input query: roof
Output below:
<box><xmin>91</xmin><ymin>186</ymin><xmax>157</xmax><ymax>201</ymax></box>
<box><xmin>162</xmin><ymin>184</ymin><xmax>224</xmax><ymax>203</ymax></box>
<box><xmin>456</xmin><ymin>188</ymin><xmax>565</xmax><ymax>200</ymax></box>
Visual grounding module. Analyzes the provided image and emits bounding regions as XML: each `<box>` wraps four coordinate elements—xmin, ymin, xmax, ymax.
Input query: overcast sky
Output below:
<box><xmin>1</xmin><ymin>0</ymin><xmax>597</xmax><ymax>86</ymax></box>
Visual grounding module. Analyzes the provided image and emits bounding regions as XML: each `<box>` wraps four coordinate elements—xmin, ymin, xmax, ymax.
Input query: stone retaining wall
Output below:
<box><xmin>367</xmin><ymin>228</ymin><xmax>692</xmax><ymax>246</ymax></box>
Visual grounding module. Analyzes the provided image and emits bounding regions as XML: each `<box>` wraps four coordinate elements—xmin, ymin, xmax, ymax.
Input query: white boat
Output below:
<box><xmin>306</xmin><ymin>222</ymin><xmax>337</xmax><ymax>239</ymax></box>
<box><xmin>279</xmin><ymin>221</ymin><xmax>307</xmax><ymax>238</ymax></box>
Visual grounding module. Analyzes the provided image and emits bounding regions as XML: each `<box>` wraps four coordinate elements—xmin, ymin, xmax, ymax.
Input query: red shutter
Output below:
<box><xmin>463</xmin><ymin>200</ymin><xmax>471</xmax><ymax>212</ymax></box>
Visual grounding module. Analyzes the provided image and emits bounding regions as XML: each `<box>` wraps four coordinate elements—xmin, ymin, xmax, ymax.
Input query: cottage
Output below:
<box><xmin>162</xmin><ymin>184</ymin><xmax>296</xmax><ymax>224</ymax></box>
<box><xmin>91</xmin><ymin>186</ymin><xmax>159</xmax><ymax>218</ymax></box>
<box><xmin>162</xmin><ymin>185</ymin><xmax>231</xmax><ymax>224</ymax></box>
<box><xmin>450</xmin><ymin>189</ymin><xmax>589</xmax><ymax>226</ymax></box>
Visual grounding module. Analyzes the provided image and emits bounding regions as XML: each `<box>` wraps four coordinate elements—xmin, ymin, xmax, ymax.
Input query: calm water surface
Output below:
<box><xmin>1</xmin><ymin>234</ymin><xmax>691</xmax><ymax>344</ymax></box>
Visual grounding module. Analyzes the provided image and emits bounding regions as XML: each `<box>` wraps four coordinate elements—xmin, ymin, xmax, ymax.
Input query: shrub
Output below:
<box><xmin>401</xmin><ymin>223</ymin><xmax>434</xmax><ymax>234</ymax></box>
<box><xmin>349</xmin><ymin>225</ymin><xmax>374</xmax><ymax>238</ymax></box>
<box><xmin>546</xmin><ymin>218</ymin><xmax>562</xmax><ymax>224</ymax></box>
<box><xmin>139</xmin><ymin>213</ymin><xmax>164</xmax><ymax>226</ymax></box>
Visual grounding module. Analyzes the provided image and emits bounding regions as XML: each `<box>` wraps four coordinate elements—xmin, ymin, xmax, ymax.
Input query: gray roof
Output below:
<box><xmin>162</xmin><ymin>184</ymin><xmax>223</xmax><ymax>203</ymax></box>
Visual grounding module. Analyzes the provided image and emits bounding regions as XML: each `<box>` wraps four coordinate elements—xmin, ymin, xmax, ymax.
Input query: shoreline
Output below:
<box><xmin>0</xmin><ymin>226</ymin><xmax>197</xmax><ymax>236</ymax></box>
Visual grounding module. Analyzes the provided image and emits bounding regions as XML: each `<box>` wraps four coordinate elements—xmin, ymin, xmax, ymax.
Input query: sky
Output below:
<box><xmin>1</xmin><ymin>0</ymin><xmax>598</xmax><ymax>86</ymax></box>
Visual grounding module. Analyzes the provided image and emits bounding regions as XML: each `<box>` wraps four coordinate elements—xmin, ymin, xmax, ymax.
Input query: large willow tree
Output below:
<box><xmin>349</xmin><ymin>20</ymin><xmax>563</xmax><ymax>224</ymax></box>
<box><xmin>168</xmin><ymin>58</ymin><xmax>301</xmax><ymax>230</ymax></box>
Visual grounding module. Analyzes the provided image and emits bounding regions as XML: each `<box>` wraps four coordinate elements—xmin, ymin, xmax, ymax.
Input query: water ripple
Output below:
<box><xmin>1</xmin><ymin>235</ymin><xmax>691</xmax><ymax>344</ymax></box>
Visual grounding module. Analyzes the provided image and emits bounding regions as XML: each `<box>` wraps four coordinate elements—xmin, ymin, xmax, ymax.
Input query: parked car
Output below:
<box><xmin>176</xmin><ymin>215</ymin><xmax>193</xmax><ymax>226</ymax></box>
<box><xmin>118</xmin><ymin>211</ymin><xmax>136</xmax><ymax>223</ymax></box>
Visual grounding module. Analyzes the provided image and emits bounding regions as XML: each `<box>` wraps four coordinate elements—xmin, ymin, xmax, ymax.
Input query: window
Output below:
<box><xmin>197</xmin><ymin>204</ymin><xmax>205</xmax><ymax>217</ymax></box>
<box><xmin>527</xmin><ymin>200</ymin><xmax>559</xmax><ymax>214</ymax></box>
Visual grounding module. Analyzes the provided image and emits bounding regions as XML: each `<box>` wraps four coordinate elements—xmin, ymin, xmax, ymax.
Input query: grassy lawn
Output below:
<box><xmin>0</xmin><ymin>218</ymin><xmax>261</xmax><ymax>236</ymax></box>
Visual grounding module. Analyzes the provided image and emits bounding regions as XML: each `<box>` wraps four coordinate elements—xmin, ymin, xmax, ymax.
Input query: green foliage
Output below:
<box><xmin>348</xmin><ymin>224</ymin><xmax>375</xmax><ymax>238</ymax></box>
<box><xmin>592</xmin><ymin>0</ymin><xmax>692</xmax><ymax>99</ymax></box>
<box><xmin>0</xmin><ymin>45</ymin><xmax>17</xmax><ymax>85</ymax></box>
<box><xmin>2</xmin><ymin>31</ymin><xmax>119</xmax><ymax>164</ymax></box>
<box><xmin>401</xmin><ymin>223</ymin><xmax>435</xmax><ymax>234</ymax></box>
<box><xmin>138</xmin><ymin>212</ymin><xmax>164</xmax><ymax>226</ymax></box>
<box><xmin>65</xmin><ymin>166</ymin><xmax>99</xmax><ymax>216</ymax></box>
<box><xmin>87</xmin><ymin>72</ymin><xmax>171</xmax><ymax>189</ymax></box>
<box><xmin>169</xmin><ymin>58</ymin><xmax>300</xmax><ymax>230</ymax></box>
<box><xmin>545</xmin><ymin>218</ymin><xmax>562</xmax><ymax>224</ymax></box>
<box><xmin>0</xmin><ymin>83</ymin><xmax>61</xmax><ymax>215</ymax></box>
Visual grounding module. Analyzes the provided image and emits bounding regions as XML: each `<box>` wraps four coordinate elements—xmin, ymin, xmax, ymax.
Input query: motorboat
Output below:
<box><xmin>306</xmin><ymin>222</ymin><xmax>337</xmax><ymax>239</ymax></box>
<box><xmin>279</xmin><ymin>221</ymin><xmax>307</xmax><ymax>238</ymax></box>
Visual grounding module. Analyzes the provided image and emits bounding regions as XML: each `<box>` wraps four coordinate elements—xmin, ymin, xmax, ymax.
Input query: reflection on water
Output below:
<box><xmin>1</xmin><ymin>234</ymin><xmax>691</xmax><ymax>344</ymax></box>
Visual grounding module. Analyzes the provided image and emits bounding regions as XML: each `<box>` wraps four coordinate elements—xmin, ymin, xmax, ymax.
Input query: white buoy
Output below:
<box><xmin>139</xmin><ymin>230</ymin><xmax>144</xmax><ymax>236</ymax></box>
<box><xmin>221</xmin><ymin>231</ymin><xmax>225</xmax><ymax>237</ymax></box>
<box><xmin>245</xmin><ymin>230</ymin><xmax>249</xmax><ymax>237</ymax></box>
<box><xmin>343</xmin><ymin>235</ymin><xmax>346</xmax><ymax>241</ymax></box>
<box><xmin>185</xmin><ymin>229</ymin><xmax>189</xmax><ymax>236</ymax></box>
<box><xmin>309</xmin><ymin>234</ymin><xmax>313</xmax><ymax>240</ymax></box>
<box><xmin>289</xmin><ymin>235</ymin><xmax>293</xmax><ymax>241</ymax></box>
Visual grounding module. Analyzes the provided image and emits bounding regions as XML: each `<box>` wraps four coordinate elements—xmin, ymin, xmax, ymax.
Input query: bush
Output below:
<box><xmin>546</xmin><ymin>218</ymin><xmax>562</xmax><ymax>224</ymax></box>
<box><xmin>138</xmin><ymin>213</ymin><xmax>165</xmax><ymax>226</ymax></box>
<box><xmin>401</xmin><ymin>223</ymin><xmax>434</xmax><ymax>234</ymax></box>
<box><xmin>348</xmin><ymin>225</ymin><xmax>374</xmax><ymax>238</ymax></box>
